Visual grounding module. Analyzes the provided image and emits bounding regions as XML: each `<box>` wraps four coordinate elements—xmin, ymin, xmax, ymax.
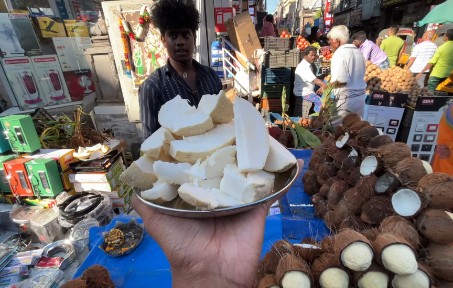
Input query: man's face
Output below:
<box><xmin>305</xmin><ymin>51</ymin><xmax>317</xmax><ymax>63</ymax></box>
<box><xmin>328</xmin><ymin>38</ymin><xmax>341</xmax><ymax>52</ymax></box>
<box><xmin>352</xmin><ymin>39</ymin><xmax>361</xmax><ymax>48</ymax></box>
<box><xmin>162</xmin><ymin>28</ymin><xmax>195</xmax><ymax>63</ymax></box>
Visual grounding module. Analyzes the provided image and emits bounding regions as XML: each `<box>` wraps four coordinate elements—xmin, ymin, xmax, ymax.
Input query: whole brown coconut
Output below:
<box><xmin>377</xmin><ymin>142</ymin><xmax>412</xmax><ymax>170</ymax></box>
<box><xmin>356</xmin><ymin>126</ymin><xmax>380</xmax><ymax>147</ymax></box>
<box><xmin>324</xmin><ymin>210</ymin><xmax>337</xmax><ymax>231</ymax></box>
<box><xmin>333</xmin><ymin>149</ymin><xmax>351</xmax><ymax>169</ymax></box>
<box><xmin>361</xmin><ymin>228</ymin><xmax>380</xmax><ymax>242</ymax></box>
<box><xmin>302</xmin><ymin>170</ymin><xmax>320</xmax><ymax>196</ymax></box>
<box><xmin>339</xmin><ymin>215</ymin><xmax>368</xmax><ymax>231</ymax></box>
<box><xmin>417</xmin><ymin>173</ymin><xmax>453</xmax><ymax>210</ymax></box>
<box><xmin>361</xmin><ymin>195</ymin><xmax>395</xmax><ymax>225</ymax></box>
<box><xmin>61</xmin><ymin>279</ymin><xmax>88</xmax><ymax>288</ymax></box>
<box><xmin>333</xmin><ymin>200</ymin><xmax>354</xmax><ymax>229</ymax></box>
<box><xmin>314</xmin><ymin>199</ymin><xmax>329</xmax><ymax>218</ymax></box>
<box><xmin>341</xmin><ymin>155</ymin><xmax>360</xmax><ymax>174</ymax></box>
<box><xmin>347</xmin><ymin>167</ymin><xmax>363</xmax><ymax>186</ymax></box>
<box><xmin>348</xmin><ymin>121</ymin><xmax>372</xmax><ymax>137</ymax></box>
<box><xmin>368</xmin><ymin>134</ymin><xmax>393</xmax><ymax>149</ymax></box>
<box><xmin>318</xmin><ymin>183</ymin><xmax>331</xmax><ymax>197</ymax></box>
<box><xmin>333</xmin><ymin>125</ymin><xmax>346</xmax><ymax>138</ymax></box>
<box><xmin>327</xmin><ymin>181</ymin><xmax>350</xmax><ymax>210</ymax></box>
<box><xmin>394</xmin><ymin>157</ymin><xmax>431</xmax><ymax>188</ymax></box>
<box><xmin>425</xmin><ymin>243</ymin><xmax>453</xmax><ymax>282</ymax></box>
<box><xmin>416</xmin><ymin>209</ymin><xmax>453</xmax><ymax>245</ymax></box>
<box><xmin>316</xmin><ymin>162</ymin><xmax>337</xmax><ymax>185</ymax></box>
<box><xmin>81</xmin><ymin>265</ymin><xmax>115</xmax><ymax>288</ymax></box>
<box><xmin>343</xmin><ymin>175</ymin><xmax>378</xmax><ymax>214</ymax></box>
<box><xmin>380</xmin><ymin>215</ymin><xmax>421</xmax><ymax>249</ymax></box>
<box><xmin>278</xmin><ymin>130</ymin><xmax>295</xmax><ymax>148</ymax></box>
<box><xmin>342</xmin><ymin>113</ymin><xmax>362</xmax><ymax>129</ymax></box>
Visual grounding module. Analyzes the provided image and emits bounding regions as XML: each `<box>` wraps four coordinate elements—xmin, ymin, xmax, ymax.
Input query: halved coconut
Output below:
<box><xmin>312</xmin><ymin>253</ymin><xmax>349</xmax><ymax>288</ymax></box>
<box><xmin>354</xmin><ymin>263</ymin><xmax>390</xmax><ymax>288</ymax></box>
<box><xmin>169</xmin><ymin>122</ymin><xmax>235</xmax><ymax>164</ymax></box>
<box><xmin>276</xmin><ymin>253</ymin><xmax>312</xmax><ymax>288</ymax></box>
<box><xmin>361</xmin><ymin>196</ymin><xmax>395</xmax><ymax>225</ymax></box>
<box><xmin>336</xmin><ymin>132</ymin><xmax>350</xmax><ymax>148</ymax></box>
<box><xmin>234</xmin><ymin>97</ymin><xmax>270</xmax><ymax>172</ymax></box>
<box><xmin>140</xmin><ymin>127</ymin><xmax>175</xmax><ymax>161</ymax></box>
<box><xmin>375</xmin><ymin>172</ymin><xmax>401</xmax><ymax>194</ymax></box>
<box><xmin>391</xmin><ymin>188</ymin><xmax>423</xmax><ymax>217</ymax></box>
<box><xmin>119</xmin><ymin>156</ymin><xmax>157</xmax><ymax>190</ymax></box>
<box><xmin>158</xmin><ymin>95</ymin><xmax>214</xmax><ymax>137</ymax></box>
<box><xmin>197</xmin><ymin>90</ymin><xmax>234</xmax><ymax>124</ymax></box>
<box><xmin>416</xmin><ymin>209</ymin><xmax>453</xmax><ymax>244</ymax></box>
<box><xmin>264</xmin><ymin>135</ymin><xmax>297</xmax><ymax>173</ymax></box>
<box><xmin>188</xmin><ymin>145</ymin><xmax>236</xmax><ymax>180</ymax></box>
<box><xmin>141</xmin><ymin>181</ymin><xmax>178</xmax><ymax>203</ymax></box>
<box><xmin>153</xmin><ymin>161</ymin><xmax>191</xmax><ymax>185</ymax></box>
<box><xmin>392</xmin><ymin>262</ymin><xmax>432</xmax><ymax>288</ymax></box>
<box><xmin>417</xmin><ymin>172</ymin><xmax>453</xmax><ymax>210</ymax></box>
<box><xmin>394</xmin><ymin>157</ymin><xmax>432</xmax><ymax>188</ymax></box>
<box><xmin>380</xmin><ymin>215</ymin><xmax>420</xmax><ymax>249</ymax></box>
<box><xmin>373</xmin><ymin>233</ymin><xmax>418</xmax><ymax>275</ymax></box>
<box><xmin>424</xmin><ymin>243</ymin><xmax>453</xmax><ymax>282</ymax></box>
<box><xmin>334</xmin><ymin>229</ymin><xmax>374</xmax><ymax>272</ymax></box>
<box><xmin>360</xmin><ymin>156</ymin><xmax>378</xmax><ymax>176</ymax></box>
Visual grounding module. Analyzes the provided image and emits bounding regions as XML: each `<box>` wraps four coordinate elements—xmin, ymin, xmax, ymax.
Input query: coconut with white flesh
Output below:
<box><xmin>233</xmin><ymin>97</ymin><xmax>270</xmax><ymax>172</ymax></box>
<box><xmin>197</xmin><ymin>90</ymin><xmax>234</xmax><ymax>124</ymax></box>
<box><xmin>140</xmin><ymin>127</ymin><xmax>175</xmax><ymax>161</ymax></box>
<box><xmin>169</xmin><ymin>122</ymin><xmax>235</xmax><ymax>164</ymax></box>
<box><xmin>319</xmin><ymin>268</ymin><xmax>349</xmax><ymax>288</ymax></box>
<box><xmin>394</xmin><ymin>157</ymin><xmax>433</xmax><ymax>188</ymax></box>
<box><xmin>178</xmin><ymin>183</ymin><xmax>219</xmax><ymax>210</ymax></box>
<box><xmin>360</xmin><ymin>156</ymin><xmax>378</xmax><ymax>176</ymax></box>
<box><xmin>425</xmin><ymin>243</ymin><xmax>453</xmax><ymax>282</ymax></box>
<box><xmin>380</xmin><ymin>215</ymin><xmax>421</xmax><ymax>249</ymax></box>
<box><xmin>119</xmin><ymin>156</ymin><xmax>157</xmax><ymax>190</ymax></box>
<box><xmin>264</xmin><ymin>135</ymin><xmax>297</xmax><ymax>172</ymax></box>
<box><xmin>334</xmin><ymin>229</ymin><xmax>374</xmax><ymax>271</ymax></box>
<box><xmin>375</xmin><ymin>172</ymin><xmax>401</xmax><ymax>194</ymax></box>
<box><xmin>158</xmin><ymin>95</ymin><xmax>214</xmax><ymax>137</ymax></box>
<box><xmin>392</xmin><ymin>267</ymin><xmax>431</xmax><ymax>288</ymax></box>
<box><xmin>357</xmin><ymin>271</ymin><xmax>389</xmax><ymax>288</ymax></box>
<box><xmin>373</xmin><ymin>233</ymin><xmax>418</xmax><ymax>275</ymax></box>
<box><xmin>189</xmin><ymin>146</ymin><xmax>236</xmax><ymax>179</ymax></box>
<box><xmin>153</xmin><ymin>161</ymin><xmax>192</xmax><ymax>185</ymax></box>
<box><xmin>141</xmin><ymin>181</ymin><xmax>179</xmax><ymax>203</ymax></box>
<box><xmin>275</xmin><ymin>253</ymin><xmax>312</xmax><ymax>288</ymax></box>
<box><xmin>336</xmin><ymin>132</ymin><xmax>349</xmax><ymax>148</ymax></box>
<box><xmin>391</xmin><ymin>188</ymin><xmax>422</xmax><ymax>217</ymax></box>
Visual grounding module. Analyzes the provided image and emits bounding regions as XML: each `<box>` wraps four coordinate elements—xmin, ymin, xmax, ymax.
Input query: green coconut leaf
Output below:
<box><xmin>294</xmin><ymin>123</ymin><xmax>321</xmax><ymax>148</ymax></box>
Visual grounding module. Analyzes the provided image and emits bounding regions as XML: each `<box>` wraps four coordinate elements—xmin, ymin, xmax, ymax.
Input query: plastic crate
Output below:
<box><xmin>261</xmin><ymin>37</ymin><xmax>294</xmax><ymax>51</ymax></box>
<box><xmin>263</xmin><ymin>67</ymin><xmax>292</xmax><ymax>84</ymax></box>
<box><xmin>262</xmin><ymin>84</ymin><xmax>290</xmax><ymax>99</ymax></box>
<box><xmin>264</xmin><ymin>49</ymin><xmax>301</xmax><ymax>68</ymax></box>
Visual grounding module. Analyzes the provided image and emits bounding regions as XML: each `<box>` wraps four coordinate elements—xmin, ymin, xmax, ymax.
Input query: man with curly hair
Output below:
<box><xmin>139</xmin><ymin>0</ymin><xmax>222</xmax><ymax>138</ymax></box>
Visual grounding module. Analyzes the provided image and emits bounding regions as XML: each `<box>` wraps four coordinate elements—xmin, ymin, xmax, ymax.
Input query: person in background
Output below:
<box><xmin>351</xmin><ymin>31</ymin><xmax>390</xmax><ymax>70</ymax></box>
<box><xmin>432</xmin><ymin>102</ymin><xmax>453</xmax><ymax>175</ymax></box>
<box><xmin>260</xmin><ymin>14</ymin><xmax>276</xmax><ymax>37</ymax></box>
<box><xmin>405</xmin><ymin>30</ymin><xmax>437</xmax><ymax>87</ymax></box>
<box><xmin>294</xmin><ymin>46</ymin><xmax>327</xmax><ymax>118</ymax></box>
<box><xmin>380</xmin><ymin>26</ymin><xmax>404</xmax><ymax>67</ymax></box>
<box><xmin>138</xmin><ymin>0</ymin><xmax>222</xmax><ymax>139</ymax></box>
<box><xmin>417</xmin><ymin>29</ymin><xmax>453</xmax><ymax>92</ymax></box>
<box><xmin>327</xmin><ymin>25</ymin><xmax>367</xmax><ymax>120</ymax></box>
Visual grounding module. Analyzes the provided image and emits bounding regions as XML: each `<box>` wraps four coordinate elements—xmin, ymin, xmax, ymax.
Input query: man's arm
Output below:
<box><xmin>139</xmin><ymin>81</ymin><xmax>160</xmax><ymax>139</ymax></box>
<box><xmin>406</xmin><ymin>57</ymin><xmax>416</xmax><ymax>70</ymax></box>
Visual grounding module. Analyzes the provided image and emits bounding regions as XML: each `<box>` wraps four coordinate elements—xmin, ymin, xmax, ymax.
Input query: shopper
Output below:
<box><xmin>351</xmin><ymin>31</ymin><xmax>390</xmax><ymax>70</ymax></box>
<box><xmin>417</xmin><ymin>29</ymin><xmax>453</xmax><ymax>92</ymax></box>
<box><xmin>432</xmin><ymin>102</ymin><xmax>453</xmax><ymax>175</ymax></box>
<box><xmin>132</xmin><ymin>159</ymin><xmax>304</xmax><ymax>287</ymax></box>
<box><xmin>294</xmin><ymin>46</ymin><xmax>327</xmax><ymax>118</ymax></box>
<box><xmin>260</xmin><ymin>14</ymin><xmax>276</xmax><ymax>37</ymax></box>
<box><xmin>405</xmin><ymin>30</ymin><xmax>437</xmax><ymax>87</ymax></box>
<box><xmin>138</xmin><ymin>0</ymin><xmax>222</xmax><ymax>139</ymax></box>
<box><xmin>380</xmin><ymin>26</ymin><xmax>404</xmax><ymax>67</ymax></box>
<box><xmin>327</xmin><ymin>25</ymin><xmax>367</xmax><ymax>120</ymax></box>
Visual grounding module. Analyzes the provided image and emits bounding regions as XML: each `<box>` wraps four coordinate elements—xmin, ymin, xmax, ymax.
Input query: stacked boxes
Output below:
<box><xmin>0</xmin><ymin>115</ymin><xmax>41</xmax><ymax>153</ymax></box>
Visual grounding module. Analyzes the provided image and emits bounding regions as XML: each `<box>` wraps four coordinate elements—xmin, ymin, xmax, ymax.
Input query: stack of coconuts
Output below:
<box><xmin>255</xmin><ymin>113</ymin><xmax>453</xmax><ymax>288</ymax></box>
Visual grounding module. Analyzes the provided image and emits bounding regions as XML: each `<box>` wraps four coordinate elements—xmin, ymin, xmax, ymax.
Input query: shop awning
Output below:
<box><xmin>419</xmin><ymin>0</ymin><xmax>453</xmax><ymax>26</ymax></box>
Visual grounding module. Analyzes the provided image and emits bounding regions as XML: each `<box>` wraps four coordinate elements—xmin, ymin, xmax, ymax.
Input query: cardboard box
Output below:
<box><xmin>0</xmin><ymin>57</ymin><xmax>47</xmax><ymax>110</ymax></box>
<box><xmin>23</xmin><ymin>149</ymin><xmax>75</xmax><ymax>171</ymax></box>
<box><xmin>52</xmin><ymin>37</ymin><xmax>91</xmax><ymax>71</ymax></box>
<box><xmin>73</xmin><ymin>177</ymin><xmax>119</xmax><ymax>192</ymax></box>
<box><xmin>60</xmin><ymin>169</ymin><xmax>74</xmax><ymax>191</ymax></box>
<box><xmin>30</xmin><ymin>55</ymin><xmax>71</xmax><ymax>105</ymax></box>
<box><xmin>0</xmin><ymin>14</ymin><xmax>41</xmax><ymax>57</ymax></box>
<box><xmin>64</xmin><ymin>20</ymin><xmax>89</xmax><ymax>37</ymax></box>
<box><xmin>225</xmin><ymin>13</ymin><xmax>261</xmax><ymax>67</ymax></box>
<box><xmin>36</xmin><ymin>16</ymin><xmax>67</xmax><ymax>38</ymax></box>
<box><xmin>63</xmin><ymin>69</ymin><xmax>95</xmax><ymax>101</ymax></box>
<box><xmin>69</xmin><ymin>158</ymin><xmax>125</xmax><ymax>183</ymax></box>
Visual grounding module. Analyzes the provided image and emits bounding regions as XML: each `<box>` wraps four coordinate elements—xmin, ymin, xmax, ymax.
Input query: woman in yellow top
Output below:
<box><xmin>432</xmin><ymin>102</ymin><xmax>453</xmax><ymax>175</ymax></box>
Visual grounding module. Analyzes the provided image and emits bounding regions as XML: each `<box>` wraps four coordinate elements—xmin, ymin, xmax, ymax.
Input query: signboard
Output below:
<box><xmin>214</xmin><ymin>7</ymin><xmax>234</xmax><ymax>33</ymax></box>
<box><xmin>324</xmin><ymin>0</ymin><xmax>333</xmax><ymax>32</ymax></box>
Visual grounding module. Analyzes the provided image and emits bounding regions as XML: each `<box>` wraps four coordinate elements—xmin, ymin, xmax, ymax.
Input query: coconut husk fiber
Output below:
<box><xmin>339</xmin><ymin>215</ymin><xmax>368</xmax><ymax>231</ymax></box>
<box><xmin>302</xmin><ymin>170</ymin><xmax>320</xmax><ymax>196</ymax></box>
<box><xmin>320</xmin><ymin>236</ymin><xmax>335</xmax><ymax>253</ymax></box>
<box><xmin>327</xmin><ymin>181</ymin><xmax>350</xmax><ymax>210</ymax></box>
<box><xmin>60</xmin><ymin>279</ymin><xmax>88</xmax><ymax>288</ymax></box>
<box><xmin>361</xmin><ymin>227</ymin><xmax>380</xmax><ymax>242</ymax></box>
<box><xmin>81</xmin><ymin>265</ymin><xmax>114</xmax><ymax>288</ymax></box>
<box><xmin>417</xmin><ymin>173</ymin><xmax>453</xmax><ymax>210</ymax></box>
<box><xmin>394</xmin><ymin>157</ymin><xmax>429</xmax><ymax>188</ymax></box>
<box><xmin>257</xmin><ymin>274</ymin><xmax>278</xmax><ymax>288</ymax></box>
<box><xmin>341</xmin><ymin>155</ymin><xmax>360</xmax><ymax>174</ymax></box>
<box><xmin>342</xmin><ymin>113</ymin><xmax>362</xmax><ymax>129</ymax></box>
<box><xmin>424</xmin><ymin>243</ymin><xmax>453</xmax><ymax>282</ymax></box>
<box><xmin>377</xmin><ymin>142</ymin><xmax>412</xmax><ymax>170</ymax></box>
<box><xmin>356</xmin><ymin>126</ymin><xmax>380</xmax><ymax>147</ymax></box>
<box><xmin>275</xmin><ymin>253</ymin><xmax>312</xmax><ymax>287</ymax></box>
<box><xmin>333</xmin><ymin>149</ymin><xmax>351</xmax><ymax>169</ymax></box>
<box><xmin>348</xmin><ymin>167</ymin><xmax>363</xmax><ymax>187</ymax></box>
<box><xmin>314</xmin><ymin>199</ymin><xmax>329</xmax><ymax>218</ymax></box>
<box><xmin>368</xmin><ymin>134</ymin><xmax>393</xmax><ymax>149</ymax></box>
<box><xmin>348</xmin><ymin>121</ymin><xmax>372</xmax><ymax>137</ymax></box>
<box><xmin>316</xmin><ymin>162</ymin><xmax>337</xmax><ymax>185</ymax></box>
<box><xmin>318</xmin><ymin>183</ymin><xmax>331</xmax><ymax>197</ymax></box>
<box><xmin>416</xmin><ymin>209</ymin><xmax>453</xmax><ymax>245</ymax></box>
<box><xmin>380</xmin><ymin>215</ymin><xmax>421</xmax><ymax>249</ymax></box>
<box><xmin>343</xmin><ymin>176</ymin><xmax>377</xmax><ymax>214</ymax></box>
<box><xmin>293</xmin><ymin>240</ymin><xmax>323</xmax><ymax>264</ymax></box>
<box><xmin>258</xmin><ymin>240</ymin><xmax>296</xmax><ymax>276</ymax></box>
<box><xmin>361</xmin><ymin>195</ymin><xmax>395</xmax><ymax>225</ymax></box>
<box><xmin>324</xmin><ymin>210</ymin><xmax>337</xmax><ymax>231</ymax></box>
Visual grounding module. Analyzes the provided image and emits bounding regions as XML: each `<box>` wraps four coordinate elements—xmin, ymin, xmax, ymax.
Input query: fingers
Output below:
<box><xmin>296</xmin><ymin>159</ymin><xmax>304</xmax><ymax>179</ymax></box>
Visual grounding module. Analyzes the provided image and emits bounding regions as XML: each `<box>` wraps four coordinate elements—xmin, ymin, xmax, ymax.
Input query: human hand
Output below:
<box><xmin>316</xmin><ymin>87</ymin><xmax>324</xmax><ymax>95</ymax></box>
<box><xmin>132</xmin><ymin>159</ymin><xmax>303</xmax><ymax>288</ymax></box>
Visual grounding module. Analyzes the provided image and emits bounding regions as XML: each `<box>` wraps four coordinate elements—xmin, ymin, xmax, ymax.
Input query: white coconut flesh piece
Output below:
<box><xmin>264</xmin><ymin>135</ymin><xmax>297</xmax><ymax>173</ymax></box>
<box><xmin>234</xmin><ymin>97</ymin><xmax>270</xmax><ymax>172</ymax></box>
<box><xmin>243</xmin><ymin>170</ymin><xmax>275</xmax><ymax>203</ymax></box>
<box><xmin>220</xmin><ymin>164</ymin><xmax>249</xmax><ymax>200</ymax></box>
<box><xmin>193</xmin><ymin>177</ymin><xmax>222</xmax><ymax>189</ymax></box>
<box><xmin>319</xmin><ymin>268</ymin><xmax>349</xmax><ymax>288</ymax></box>
<box><xmin>209</xmin><ymin>188</ymin><xmax>243</xmax><ymax>207</ymax></box>
<box><xmin>391</xmin><ymin>189</ymin><xmax>422</xmax><ymax>217</ymax></box>
<box><xmin>197</xmin><ymin>90</ymin><xmax>234</xmax><ymax>124</ymax></box>
<box><xmin>169</xmin><ymin>122</ymin><xmax>236</xmax><ymax>164</ymax></box>
<box><xmin>349</xmin><ymin>148</ymin><xmax>359</xmax><ymax>157</ymax></box>
<box><xmin>141</xmin><ymin>181</ymin><xmax>179</xmax><ymax>203</ymax></box>
<box><xmin>189</xmin><ymin>146</ymin><xmax>236</xmax><ymax>179</ymax></box>
<box><xmin>421</xmin><ymin>160</ymin><xmax>433</xmax><ymax>174</ymax></box>
<box><xmin>158</xmin><ymin>95</ymin><xmax>214</xmax><ymax>137</ymax></box>
<box><xmin>119</xmin><ymin>156</ymin><xmax>157</xmax><ymax>190</ymax></box>
<box><xmin>360</xmin><ymin>156</ymin><xmax>378</xmax><ymax>176</ymax></box>
<box><xmin>178</xmin><ymin>183</ymin><xmax>219</xmax><ymax>210</ymax></box>
<box><xmin>392</xmin><ymin>269</ymin><xmax>430</xmax><ymax>288</ymax></box>
<box><xmin>153</xmin><ymin>161</ymin><xmax>192</xmax><ymax>185</ymax></box>
<box><xmin>140</xmin><ymin>127</ymin><xmax>175</xmax><ymax>160</ymax></box>
<box><xmin>281</xmin><ymin>271</ymin><xmax>311</xmax><ymax>288</ymax></box>
<box><xmin>357</xmin><ymin>271</ymin><xmax>389</xmax><ymax>288</ymax></box>
<box><xmin>381</xmin><ymin>244</ymin><xmax>417</xmax><ymax>275</ymax></box>
<box><xmin>336</xmin><ymin>132</ymin><xmax>350</xmax><ymax>148</ymax></box>
<box><xmin>341</xmin><ymin>242</ymin><xmax>373</xmax><ymax>271</ymax></box>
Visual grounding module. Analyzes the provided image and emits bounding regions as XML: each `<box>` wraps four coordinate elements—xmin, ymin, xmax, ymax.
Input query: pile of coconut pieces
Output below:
<box><xmin>277</xmin><ymin>112</ymin><xmax>453</xmax><ymax>288</ymax></box>
<box><xmin>120</xmin><ymin>91</ymin><xmax>297</xmax><ymax>210</ymax></box>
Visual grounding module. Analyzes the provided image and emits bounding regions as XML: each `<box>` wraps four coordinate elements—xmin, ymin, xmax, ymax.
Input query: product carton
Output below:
<box><xmin>36</xmin><ymin>16</ymin><xmax>67</xmax><ymax>38</ymax></box>
<box><xmin>63</xmin><ymin>69</ymin><xmax>95</xmax><ymax>101</ymax></box>
<box><xmin>0</xmin><ymin>13</ymin><xmax>41</xmax><ymax>57</ymax></box>
<box><xmin>69</xmin><ymin>158</ymin><xmax>125</xmax><ymax>183</ymax></box>
<box><xmin>23</xmin><ymin>149</ymin><xmax>75</xmax><ymax>171</ymax></box>
<box><xmin>64</xmin><ymin>20</ymin><xmax>89</xmax><ymax>37</ymax></box>
<box><xmin>52</xmin><ymin>37</ymin><xmax>91</xmax><ymax>71</ymax></box>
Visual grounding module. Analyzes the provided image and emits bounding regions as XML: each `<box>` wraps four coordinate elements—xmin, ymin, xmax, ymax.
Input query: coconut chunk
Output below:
<box><xmin>220</xmin><ymin>164</ymin><xmax>250</xmax><ymax>201</ymax></box>
<box><xmin>169</xmin><ymin>122</ymin><xmax>236</xmax><ymax>164</ymax></box>
<box><xmin>336</xmin><ymin>132</ymin><xmax>349</xmax><ymax>148</ymax></box>
<box><xmin>153</xmin><ymin>161</ymin><xmax>192</xmax><ymax>185</ymax></box>
<box><xmin>381</xmin><ymin>244</ymin><xmax>417</xmax><ymax>275</ymax></box>
<box><xmin>141</xmin><ymin>181</ymin><xmax>179</xmax><ymax>203</ymax></box>
<box><xmin>319</xmin><ymin>268</ymin><xmax>349</xmax><ymax>288</ymax></box>
<box><xmin>158</xmin><ymin>95</ymin><xmax>214</xmax><ymax>137</ymax></box>
<box><xmin>210</xmin><ymin>188</ymin><xmax>243</xmax><ymax>207</ymax></box>
<box><xmin>243</xmin><ymin>170</ymin><xmax>275</xmax><ymax>203</ymax></box>
<box><xmin>178</xmin><ymin>183</ymin><xmax>219</xmax><ymax>210</ymax></box>
<box><xmin>193</xmin><ymin>177</ymin><xmax>222</xmax><ymax>189</ymax></box>
<box><xmin>189</xmin><ymin>146</ymin><xmax>236</xmax><ymax>179</ymax></box>
<box><xmin>341</xmin><ymin>242</ymin><xmax>374</xmax><ymax>271</ymax></box>
<box><xmin>140</xmin><ymin>127</ymin><xmax>175</xmax><ymax>161</ymax></box>
<box><xmin>357</xmin><ymin>271</ymin><xmax>389</xmax><ymax>288</ymax></box>
<box><xmin>391</xmin><ymin>189</ymin><xmax>422</xmax><ymax>217</ymax></box>
<box><xmin>392</xmin><ymin>269</ymin><xmax>430</xmax><ymax>288</ymax></box>
<box><xmin>264</xmin><ymin>135</ymin><xmax>297</xmax><ymax>172</ymax></box>
<box><xmin>119</xmin><ymin>156</ymin><xmax>157</xmax><ymax>190</ymax></box>
<box><xmin>197</xmin><ymin>90</ymin><xmax>234</xmax><ymax>124</ymax></box>
<box><xmin>234</xmin><ymin>97</ymin><xmax>269</xmax><ymax>172</ymax></box>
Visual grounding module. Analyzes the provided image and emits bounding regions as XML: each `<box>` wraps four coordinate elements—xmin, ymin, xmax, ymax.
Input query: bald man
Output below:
<box><xmin>405</xmin><ymin>30</ymin><xmax>437</xmax><ymax>87</ymax></box>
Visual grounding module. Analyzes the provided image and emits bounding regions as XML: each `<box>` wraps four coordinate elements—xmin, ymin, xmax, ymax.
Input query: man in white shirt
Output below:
<box><xmin>327</xmin><ymin>25</ymin><xmax>366</xmax><ymax>121</ymax></box>
<box><xmin>405</xmin><ymin>30</ymin><xmax>437</xmax><ymax>87</ymax></box>
<box><xmin>294</xmin><ymin>46</ymin><xmax>327</xmax><ymax>117</ymax></box>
